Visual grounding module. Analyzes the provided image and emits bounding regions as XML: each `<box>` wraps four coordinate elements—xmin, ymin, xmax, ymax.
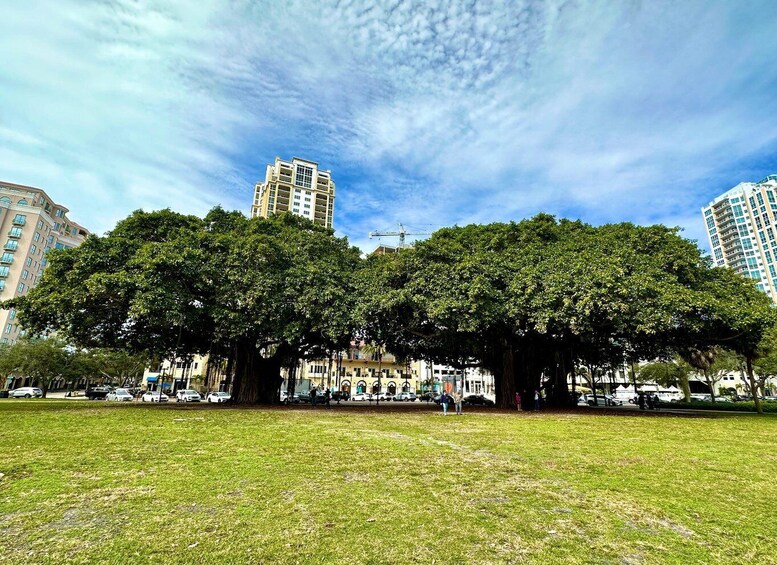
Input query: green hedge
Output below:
<box><xmin>661</xmin><ymin>400</ymin><xmax>777</xmax><ymax>413</ymax></box>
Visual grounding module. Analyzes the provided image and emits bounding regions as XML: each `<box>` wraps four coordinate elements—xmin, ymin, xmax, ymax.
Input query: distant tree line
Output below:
<box><xmin>0</xmin><ymin>337</ymin><xmax>147</xmax><ymax>397</ymax></box>
<box><xmin>4</xmin><ymin>209</ymin><xmax>776</xmax><ymax>412</ymax></box>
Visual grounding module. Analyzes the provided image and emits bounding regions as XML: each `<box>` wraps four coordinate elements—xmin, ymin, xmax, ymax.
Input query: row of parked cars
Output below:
<box><xmin>88</xmin><ymin>386</ymin><xmax>232</xmax><ymax>403</ymax></box>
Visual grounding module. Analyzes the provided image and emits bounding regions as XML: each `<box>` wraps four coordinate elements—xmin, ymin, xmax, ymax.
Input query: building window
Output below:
<box><xmin>17</xmin><ymin>283</ymin><xmax>24</xmax><ymax>293</ymax></box>
<box><xmin>33</xmin><ymin>232</ymin><xmax>40</xmax><ymax>242</ymax></box>
<box><xmin>30</xmin><ymin>244</ymin><xmax>37</xmax><ymax>255</ymax></box>
<box><xmin>0</xmin><ymin>253</ymin><xmax>13</xmax><ymax>264</ymax></box>
<box><xmin>25</xmin><ymin>257</ymin><xmax>31</xmax><ymax>267</ymax></box>
<box><xmin>295</xmin><ymin>164</ymin><xmax>313</xmax><ymax>189</ymax></box>
<box><xmin>21</xmin><ymin>270</ymin><xmax>28</xmax><ymax>280</ymax></box>
<box><xmin>4</xmin><ymin>324</ymin><xmax>10</xmax><ymax>334</ymax></box>
<box><xmin>55</xmin><ymin>209</ymin><xmax>64</xmax><ymax>218</ymax></box>
<box><xmin>8</xmin><ymin>228</ymin><xmax>22</xmax><ymax>238</ymax></box>
<box><xmin>13</xmin><ymin>214</ymin><xmax>26</xmax><ymax>225</ymax></box>
<box><xmin>37</xmin><ymin>220</ymin><xmax>43</xmax><ymax>229</ymax></box>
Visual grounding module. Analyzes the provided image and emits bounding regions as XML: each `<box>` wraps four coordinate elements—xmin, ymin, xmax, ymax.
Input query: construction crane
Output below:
<box><xmin>369</xmin><ymin>224</ymin><xmax>430</xmax><ymax>249</ymax></box>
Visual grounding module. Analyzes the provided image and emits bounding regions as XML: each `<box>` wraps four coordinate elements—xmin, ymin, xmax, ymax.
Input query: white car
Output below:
<box><xmin>11</xmin><ymin>387</ymin><xmax>43</xmax><ymax>398</ymax></box>
<box><xmin>106</xmin><ymin>388</ymin><xmax>134</xmax><ymax>401</ymax></box>
<box><xmin>351</xmin><ymin>392</ymin><xmax>368</xmax><ymax>401</ymax></box>
<box><xmin>176</xmin><ymin>389</ymin><xmax>202</xmax><ymax>402</ymax></box>
<box><xmin>579</xmin><ymin>394</ymin><xmax>622</xmax><ymax>406</ymax></box>
<box><xmin>141</xmin><ymin>391</ymin><xmax>169</xmax><ymax>402</ymax></box>
<box><xmin>206</xmin><ymin>391</ymin><xmax>231</xmax><ymax>403</ymax></box>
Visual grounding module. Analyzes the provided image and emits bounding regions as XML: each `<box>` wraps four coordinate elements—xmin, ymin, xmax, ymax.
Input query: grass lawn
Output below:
<box><xmin>1</xmin><ymin>402</ymin><xmax>776</xmax><ymax>564</ymax></box>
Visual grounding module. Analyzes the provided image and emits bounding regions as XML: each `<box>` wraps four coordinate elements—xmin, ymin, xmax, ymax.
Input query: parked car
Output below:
<box><xmin>581</xmin><ymin>394</ymin><xmax>622</xmax><ymax>407</ymax></box>
<box><xmin>106</xmin><ymin>388</ymin><xmax>134</xmax><ymax>402</ymax></box>
<box><xmin>86</xmin><ymin>385</ymin><xmax>112</xmax><ymax>400</ymax></box>
<box><xmin>463</xmin><ymin>394</ymin><xmax>495</xmax><ymax>407</ymax></box>
<box><xmin>141</xmin><ymin>391</ymin><xmax>169</xmax><ymax>402</ymax></box>
<box><xmin>690</xmin><ymin>394</ymin><xmax>712</xmax><ymax>402</ymax></box>
<box><xmin>351</xmin><ymin>392</ymin><xmax>368</xmax><ymax>401</ymax></box>
<box><xmin>419</xmin><ymin>392</ymin><xmax>436</xmax><ymax>402</ymax></box>
<box><xmin>176</xmin><ymin>389</ymin><xmax>202</xmax><ymax>402</ymax></box>
<box><xmin>394</xmin><ymin>392</ymin><xmax>417</xmax><ymax>402</ymax></box>
<box><xmin>332</xmin><ymin>390</ymin><xmax>350</xmax><ymax>401</ymax></box>
<box><xmin>11</xmin><ymin>387</ymin><xmax>43</xmax><ymax>398</ymax></box>
<box><xmin>434</xmin><ymin>395</ymin><xmax>455</xmax><ymax>407</ymax></box>
<box><xmin>376</xmin><ymin>392</ymin><xmax>393</xmax><ymax>401</ymax></box>
<box><xmin>206</xmin><ymin>391</ymin><xmax>231</xmax><ymax>403</ymax></box>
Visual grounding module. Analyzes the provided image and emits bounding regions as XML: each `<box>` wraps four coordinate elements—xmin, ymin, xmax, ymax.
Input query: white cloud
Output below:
<box><xmin>2</xmin><ymin>0</ymin><xmax>777</xmax><ymax>253</ymax></box>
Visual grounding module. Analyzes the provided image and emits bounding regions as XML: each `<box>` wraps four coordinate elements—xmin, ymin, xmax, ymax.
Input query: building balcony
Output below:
<box><xmin>0</xmin><ymin>256</ymin><xmax>13</xmax><ymax>265</ymax></box>
<box><xmin>7</xmin><ymin>230</ymin><xmax>22</xmax><ymax>239</ymax></box>
<box><xmin>3</xmin><ymin>242</ymin><xmax>18</xmax><ymax>251</ymax></box>
<box><xmin>12</xmin><ymin>218</ymin><xmax>26</xmax><ymax>226</ymax></box>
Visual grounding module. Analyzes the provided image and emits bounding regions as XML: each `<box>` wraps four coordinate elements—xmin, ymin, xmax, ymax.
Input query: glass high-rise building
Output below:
<box><xmin>702</xmin><ymin>175</ymin><xmax>777</xmax><ymax>300</ymax></box>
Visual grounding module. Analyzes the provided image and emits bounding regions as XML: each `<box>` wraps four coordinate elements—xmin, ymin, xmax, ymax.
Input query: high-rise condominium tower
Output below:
<box><xmin>251</xmin><ymin>157</ymin><xmax>335</xmax><ymax>229</ymax></box>
<box><xmin>702</xmin><ymin>175</ymin><xmax>777</xmax><ymax>301</ymax></box>
<box><xmin>0</xmin><ymin>181</ymin><xmax>89</xmax><ymax>344</ymax></box>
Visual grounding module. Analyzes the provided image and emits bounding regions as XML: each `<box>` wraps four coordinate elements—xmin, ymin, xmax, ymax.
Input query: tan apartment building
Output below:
<box><xmin>251</xmin><ymin>157</ymin><xmax>335</xmax><ymax>228</ymax></box>
<box><xmin>300</xmin><ymin>342</ymin><xmax>422</xmax><ymax>395</ymax></box>
<box><xmin>0</xmin><ymin>181</ymin><xmax>89</xmax><ymax>344</ymax></box>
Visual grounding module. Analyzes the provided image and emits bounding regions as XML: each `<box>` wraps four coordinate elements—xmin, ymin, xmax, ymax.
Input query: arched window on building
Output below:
<box><xmin>341</xmin><ymin>380</ymin><xmax>351</xmax><ymax>393</ymax></box>
<box><xmin>387</xmin><ymin>381</ymin><xmax>397</xmax><ymax>395</ymax></box>
<box><xmin>356</xmin><ymin>380</ymin><xmax>366</xmax><ymax>393</ymax></box>
<box><xmin>0</xmin><ymin>197</ymin><xmax>10</xmax><ymax>206</ymax></box>
<box><xmin>17</xmin><ymin>199</ymin><xmax>28</xmax><ymax>206</ymax></box>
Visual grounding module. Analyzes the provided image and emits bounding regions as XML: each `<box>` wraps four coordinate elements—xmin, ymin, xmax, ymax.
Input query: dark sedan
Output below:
<box><xmin>463</xmin><ymin>394</ymin><xmax>495</xmax><ymax>407</ymax></box>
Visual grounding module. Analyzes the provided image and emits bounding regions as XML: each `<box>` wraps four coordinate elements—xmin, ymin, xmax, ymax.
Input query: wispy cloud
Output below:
<box><xmin>2</xmin><ymin>1</ymin><xmax>777</xmax><ymax>252</ymax></box>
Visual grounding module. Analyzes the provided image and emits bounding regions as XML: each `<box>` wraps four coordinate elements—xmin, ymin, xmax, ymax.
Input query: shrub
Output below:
<box><xmin>662</xmin><ymin>400</ymin><xmax>777</xmax><ymax>413</ymax></box>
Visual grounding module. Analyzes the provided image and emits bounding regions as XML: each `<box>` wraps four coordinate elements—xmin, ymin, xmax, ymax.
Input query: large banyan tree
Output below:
<box><xmin>7</xmin><ymin>208</ymin><xmax>360</xmax><ymax>403</ymax></box>
<box><xmin>354</xmin><ymin>214</ymin><xmax>776</xmax><ymax>409</ymax></box>
<box><xmin>7</xmin><ymin>209</ymin><xmax>774</xmax><ymax>408</ymax></box>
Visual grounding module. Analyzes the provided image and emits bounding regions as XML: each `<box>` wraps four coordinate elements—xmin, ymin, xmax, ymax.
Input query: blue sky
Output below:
<box><xmin>2</xmin><ymin>1</ymin><xmax>777</xmax><ymax>252</ymax></box>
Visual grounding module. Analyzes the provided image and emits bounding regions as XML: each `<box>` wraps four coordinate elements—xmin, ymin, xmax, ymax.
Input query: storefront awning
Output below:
<box><xmin>146</xmin><ymin>375</ymin><xmax>159</xmax><ymax>383</ymax></box>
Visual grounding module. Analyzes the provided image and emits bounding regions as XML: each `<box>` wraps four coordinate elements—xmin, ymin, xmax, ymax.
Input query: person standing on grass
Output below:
<box><xmin>440</xmin><ymin>391</ymin><xmax>449</xmax><ymax>415</ymax></box>
<box><xmin>534</xmin><ymin>390</ymin><xmax>540</xmax><ymax>411</ymax></box>
<box><xmin>638</xmin><ymin>391</ymin><xmax>646</xmax><ymax>410</ymax></box>
<box><xmin>646</xmin><ymin>393</ymin><xmax>654</xmax><ymax>410</ymax></box>
<box><xmin>454</xmin><ymin>389</ymin><xmax>463</xmax><ymax>415</ymax></box>
<box><xmin>324</xmin><ymin>389</ymin><xmax>331</xmax><ymax>408</ymax></box>
<box><xmin>311</xmin><ymin>387</ymin><xmax>317</xmax><ymax>408</ymax></box>
<box><xmin>515</xmin><ymin>392</ymin><xmax>521</xmax><ymax>411</ymax></box>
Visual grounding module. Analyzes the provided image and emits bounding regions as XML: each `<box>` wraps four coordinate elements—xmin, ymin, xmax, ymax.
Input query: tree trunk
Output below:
<box><xmin>488</xmin><ymin>339</ymin><xmax>516</xmax><ymax>408</ymax></box>
<box><xmin>745</xmin><ymin>356</ymin><xmax>763</xmax><ymax>414</ymax></box>
<box><xmin>704</xmin><ymin>369</ymin><xmax>716</xmax><ymax>402</ymax></box>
